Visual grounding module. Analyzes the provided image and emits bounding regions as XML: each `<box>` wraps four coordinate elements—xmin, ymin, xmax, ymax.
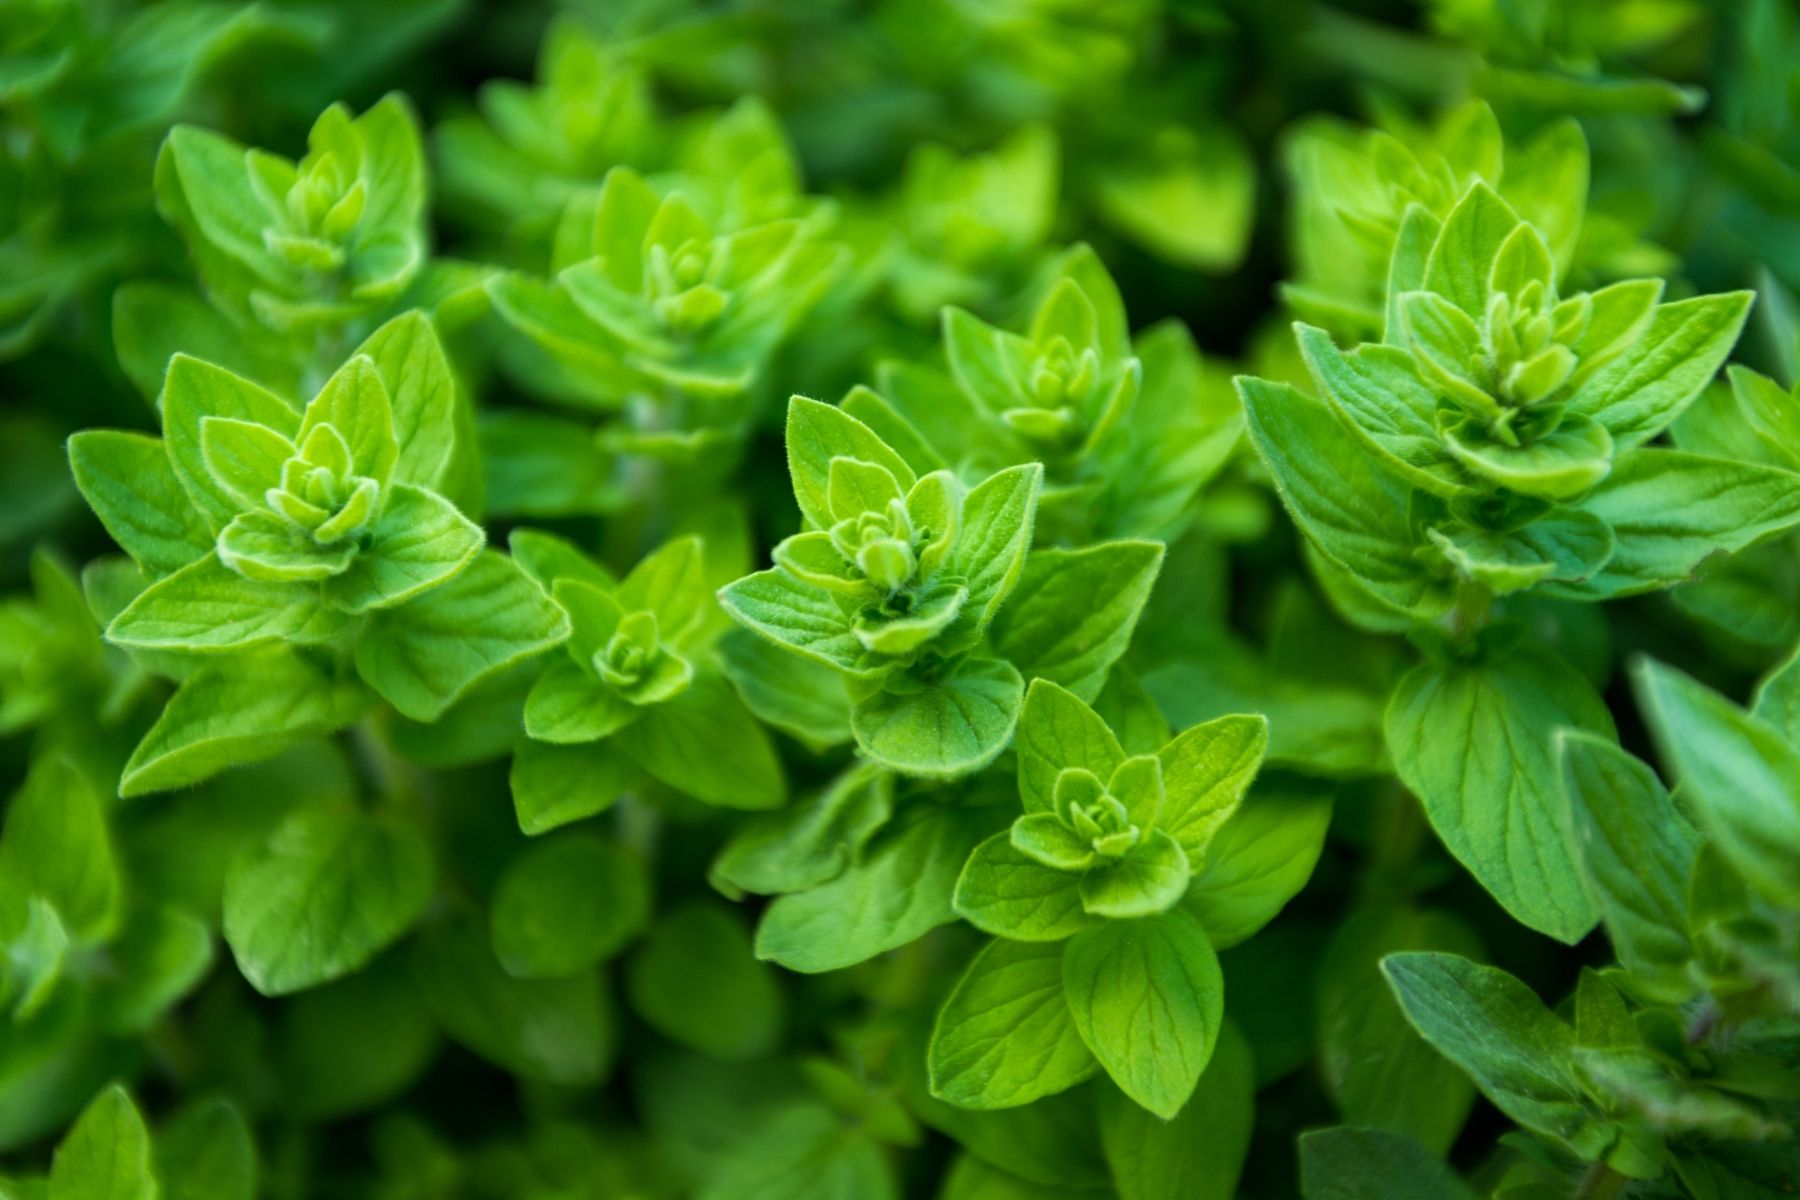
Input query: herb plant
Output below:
<box><xmin>3</xmin><ymin>3</ymin><xmax>1799</xmax><ymax>1199</ymax></box>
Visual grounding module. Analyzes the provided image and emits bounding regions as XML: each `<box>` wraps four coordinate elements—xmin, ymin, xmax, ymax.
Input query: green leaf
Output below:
<box><xmin>1381</xmin><ymin>952</ymin><xmax>1602</xmax><ymax>1154</ymax></box>
<box><xmin>108</xmin><ymin>552</ymin><xmax>316</xmax><ymax>651</ymax></box>
<box><xmin>298</xmin><ymin>355</ymin><xmax>399</xmax><ymax>485</ymax></box>
<box><xmin>1239</xmin><ymin>379</ymin><xmax>1451</xmax><ymax>621</ymax></box>
<box><xmin>0</xmin><ymin>757</ymin><xmax>120</xmax><ymax>946</ymax></box>
<box><xmin>1386</xmin><ymin>644</ymin><xmax>1609</xmax><ymax>943</ymax></box>
<box><xmin>717</xmin><ymin>628</ymin><xmax>852</xmax><ymax>749</ymax></box>
<box><xmin>698</xmin><ymin>1103</ymin><xmax>896</xmax><ymax>1200</ymax></box>
<box><xmin>354</xmin><ymin>310</ymin><xmax>462</xmax><ymax>492</ymax></box>
<box><xmin>1098</xmin><ymin>1019</ymin><xmax>1255</xmax><ymax>1200</ymax></box>
<box><xmin>490</xmin><ymin>835</ymin><xmax>649</xmax><ymax>977</ymax></box>
<box><xmin>1063</xmin><ymin>907</ymin><xmax>1222</xmax><ymax>1119</ymax></box>
<box><xmin>1440</xmin><ymin>413</ymin><xmax>1613</xmax><ymax>501</ymax></box>
<box><xmin>955</xmin><ymin>833</ymin><xmax>1098</xmax><ymax>942</ymax></box>
<box><xmin>1091</xmin><ymin>123</ymin><xmax>1255</xmax><ymax>271</ymax></box>
<box><xmin>1556</xmin><ymin>732</ymin><xmax>1698</xmax><ymax>994</ymax></box>
<box><xmin>625</xmin><ymin>676</ymin><xmax>786</xmax><ymax>808</ymax></box>
<box><xmin>1014</xmin><ymin>678</ymin><xmax>1124</xmax><ymax>813</ymax></box>
<box><xmin>523</xmin><ymin>659</ymin><xmax>636</xmax><ymax>744</ymax></box>
<box><xmin>1156</xmin><ymin>714</ymin><xmax>1268</xmax><ymax>857</ymax></box>
<box><xmin>713</xmin><ymin>765</ymin><xmax>893</xmax><ymax>896</ymax></box>
<box><xmin>1568</xmin><ymin>292</ymin><xmax>1755</xmax><ymax>448</ymax></box>
<box><xmin>1317</xmin><ymin>907</ymin><xmax>1483</xmax><ymax>1154</ymax></box>
<box><xmin>412</xmin><ymin>916</ymin><xmax>613</xmax><ymax>1085</ymax></box>
<box><xmin>1557</xmin><ymin>450</ymin><xmax>1800</xmax><ymax>598</ymax></box>
<box><xmin>1421</xmin><ymin>182</ymin><xmax>1519</xmax><ymax>315</ymax></box>
<box><xmin>627</xmin><ymin>902</ymin><xmax>782</xmax><ymax>1061</ymax></box>
<box><xmin>98</xmin><ymin>905</ymin><xmax>214</xmax><ymax>1035</ymax></box>
<box><xmin>718</xmin><ymin>568</ymin><xmax>871</xmax><ymax>677</ymax></box>
<box><xmin>850</xmin><ymin>657</ymin><xmax>1023</xmax><ymax>777</ymax></box>
<box><xmin>757</xmin><ymin>806</ymin><xmax>991</xmax><ymax>973</ymax></box>
<box><xmin>1632</xmin><ymin>659</ymin><xmax>1800</xmax><ymax>908</ymax></box>
<box><xmin>617</xmin><ymin>535</ymin><xmax>710</xmax><ymax>643</ymax></box>
<box><xmin>1298</xmin><ymin>1127</ymin><xmax>1478</xmax><ymax>1200</ymax></box>
<box><xmin>948</xmin><ymin>465</ymin><xmax>1041</xmax><ymax>629</ymax></box>
<box><xmin>271</xmin><ymin>956</ymin><xmax>437</xmax><ymax>1122</ymax></box>
<box><xmin>928</xmin><ymin>938</ymin><xmax>1096</xmax><ymax>1110</ymax></box>
<box><xmin>160</xmin><ymin>353</ymin><xmax>299</xmax><ymax>531</ymax></box>
<box><xmin>786</xmin><ymin>397</ymin><xmax>917</xmax><ymax>530</ymax></box>
<box><xmin>223</xmin><ymin>800</ymin><xmax>435</xmax><ymax>995</ymax></box>
<box><xmin>1184</xmin><ymin>778</ymin><xmax>1333</xmax><ymax>950</ymax></box>
<box><xmin>121</xmin><ymin>649</ymin><xmax>367</xmax><ymax>797</ymax></box>
<box><xmin>939</xmin><ymin>1156</ymin><xmax>1089</xmax><ymax>1200</ymax></box>
<box><xmin>507</xmin><ymin>528</ymin><xmax>616</xmax><ymax>592</ymax></box>
<box><xmin>155</xmin><ymin>1099</ymin><xmax>256</xmax><ymax>1200</ymax></box>
<box><xmin>509</xmin><ymin>738</ymin><xmax>638</xmax><ymax>836</ymax></box>
<box><xmin>990</xmin><ymin>541</ymin><xmax>1163</xmax><ymax>701</ymax></box>
<box><xmin>67</xmin><ymin>431</ymin><xmax>212</xmax><ymax>576</ymax></box>
<box><xmin>356</xmin><ymin>550</ymin><xmax>570</xmax><ymax>721</ymax></box>
<box><xmin>1077</xmin><ymin>831</ymin><xmax>1190</xmax><ymax>919</ymax></box>
<box><xmin>48</xmin><ymin>1085</ymin><xmax>155</xmax><ymax>1200</ymax></box>
<box><xmin>324</xmin><ymin>483</ymin><xmax>483</xmax><ymax>613</ymax></box>
<box><xmin>1296</xmin><ymin>325</ymin><xmax>1464</xmax><ymax>495</ymax></box>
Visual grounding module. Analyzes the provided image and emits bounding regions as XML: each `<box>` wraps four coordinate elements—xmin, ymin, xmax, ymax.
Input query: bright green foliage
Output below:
<box><xmin>157</xmin><ymin>96</ymin><xmax>427</xmax><ymax>332</ymax></box>
<box><xmin>931</xmin><ymin>682</ymin><xmax>1290</xmax><ymax>1120</ymax></box>
<box><xmin>7</xmin><ymin>4</ymin><xmax>1800</xmax><ymax>1199</ymax></box>
<box><xmin>723</xmin><ymin>395</ymin><xmax>1172</xmax><ymax>775</ymax></box>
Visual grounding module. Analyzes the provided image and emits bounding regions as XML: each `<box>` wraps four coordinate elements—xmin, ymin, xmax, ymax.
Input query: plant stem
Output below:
<box><xmin>1449</xmin><ymin>581</ymin><xmax>1495</xmax><ymax>641</ymax></box>
<box><xmin>1573</xmin><ymin>1164</ymin><xmax>1629</xmax><ymax>1200</ymax></box>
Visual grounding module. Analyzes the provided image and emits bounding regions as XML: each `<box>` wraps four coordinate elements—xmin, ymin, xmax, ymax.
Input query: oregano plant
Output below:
<box><xmin>3</xmin><ymin>4</ymin><xmax>1799</xmax><ymax>1199</ymax></box>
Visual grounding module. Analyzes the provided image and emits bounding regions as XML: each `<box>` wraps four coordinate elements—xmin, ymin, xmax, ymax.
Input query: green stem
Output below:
<box><xmin>1573</xmin><ymin>1164</ymin><xmax>1629</xmax><ymax>1200</ymax></box>
<box><xmin>1449</xmin><ymin>582</ymin><xmax>1495</xmax><ymax>641</ymax></box>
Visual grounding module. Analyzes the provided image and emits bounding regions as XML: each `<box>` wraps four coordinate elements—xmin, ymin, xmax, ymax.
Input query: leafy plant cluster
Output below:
<box><xmin>3</xmin><ymin>1</ymin><xmax>1800</xmax><ymax>1198</ymax></box>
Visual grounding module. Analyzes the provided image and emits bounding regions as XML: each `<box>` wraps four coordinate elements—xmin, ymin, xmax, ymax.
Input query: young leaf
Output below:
<box><xmin>1155</xmin><ymin>713</ymin><xmax>1268</xmax><ymax>856</ymax></box>
<box><xmin>928</xmin><ymin>938</ymin><xmax>1097</xmax><ymax>1110</ymax></box>
<box><xmin>786</xmin><ymin>397</ymin><xmax>918</xmax><ymax>529</ymax></box>
<box><xmin>1063</xmin><ymin>907</ymin><xmax>1223</xmax><ymax>1118</ymax></box>
<box><xmin>1568</xmin><ymin>291</ymin><xmax>1755</xmax><ymax>448</ymax></box>
<box><xmin>948</xmin><ymin>464</ymin><xmax>1041</xmax><ymax>628</ymax></box>
<box><xmin>354</xmin><ymin>310</ymin><xmax>461</xmax><ymax>491</ymax></box>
